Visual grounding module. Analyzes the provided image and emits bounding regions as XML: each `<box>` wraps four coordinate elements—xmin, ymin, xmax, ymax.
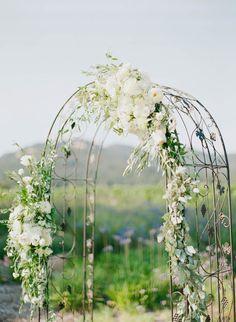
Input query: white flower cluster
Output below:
<box><xmin>78</xmin><ymin>59</ymin><xmax>176</xmax><ymax>161</ymax></box>
<box><xmin>164</xmin><ymin>166</ymin><xmax>200</xmax><ymax>226</ymax></box>
<box><xmin>159</xmin><ymin>165</ymin><xmax>207</xmax><ymax>319</ymax></box>
<box><xmin>5</xmin><ymin>57</ymin><xmax>207</xmax><ymax>320</ymax></box>
<box><xmin>6</xmin><ymin>152</ymin><xmax>55</xmax><ymax>313</ymax></box>
<box><xmin>76</xmin><ymin>57</ymin><xmax>208</xmax><ymax>319</ymax></box>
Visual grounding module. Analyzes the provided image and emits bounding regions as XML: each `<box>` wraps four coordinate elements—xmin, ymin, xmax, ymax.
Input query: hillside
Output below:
<box><xmin>0</xmin><ymin>141</ymin><xmax>235</xmax><ymax>187</ymax></box>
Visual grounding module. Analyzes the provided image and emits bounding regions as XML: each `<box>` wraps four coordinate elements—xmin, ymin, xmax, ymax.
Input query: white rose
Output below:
<box><xmin>19</xmin><ymin>223</ymin><xmax>41</xmax><ymax>246</ymax></box>
<box><xmin>39</xmin><ymin>201</ymin><xmax>52</xmax><ymax>214</ymax></box>
<box><xmin>9</xmin><ymin>205</ymin><xmax>24</xmax><ymax>221</ymax></box>
<box><xmin>152</xmin><ymin>130</ymin><xmax>166</xmax><ymax>146</ymax></box>
<box><xmin>20</xmin><ymin>155</ymin><xmax>33</xmax><ymax>167</ymax></box>
<box><xmin>133</xmin><ymin>101</ymin><xmax>151</xmax><ymax>119</ymax></box>
<box><xmin>123</xmin><ymin>78</ymin><xmax>143</xmax><ymax>96</ymax></box>
<box><xmin>138</xmin><ymin>72</ymin><xmax>151</xmax><ymax>90</ymax></box>
<box><xmin>149</xmin><ymin>87</ymin><xmax>163</xmax><ymax>103</ymax></box>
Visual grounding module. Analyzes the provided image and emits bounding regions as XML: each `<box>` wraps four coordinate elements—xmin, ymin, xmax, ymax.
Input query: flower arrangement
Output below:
<box><xmin>75</xmin><ymin>54</ymin><xmax>208</xmax><ymax>320</ymax></box>
<box><xmin>5</xmin><ymin>149</ymin><xmax>56</xmax><ymax>318</ymax></box>
<box><xmin>6</xmin><ymin>54</ymin><xmax>208</xmax><ymax>321</ymax></box>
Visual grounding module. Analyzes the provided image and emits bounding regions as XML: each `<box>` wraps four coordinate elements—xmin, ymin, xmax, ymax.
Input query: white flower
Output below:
<box><xmin>18</xmin><ymin>168</ymin><xmax>24</xmax><ymax>176</ymax></box>
<box><xmin>104</xmin><ymin>76</ymin><xmax>118</xmax><ymax>98</ymax></box>
<box><xmin>9</xmin><ymin>219</ymin><xmax>22</xmax><ymax>238</ymax></box>
<box><xmin>38</xmin><ymin>201</ymin><xmax>51</xmax><ymax>214</ymax></box>
<box><xmin>18</xmin><ymin>223</ymin><xmax>41</xmax><ymax>246</ymax></box>
<box><xmin>186</xmin><ymin>245</ymin><xmax>196</xmax><ymax>256</ymax></box>
<box><xmin>23</xmin><ymin>294</ymin><xmax>30</xmax><ymax>303</ymax></box>
<box><xmin>9</xmin><ymin>205</ymin><xmax>24</xmax><ymax>221</ymax></box>
<box><xmin>21</xmin><ymin>268</ymin><xmax>30</xmax><ymax>277</ymax></box>
<box><xmin>133</xmin><ymin>99</ymin><xmax>152</xmax><ymax>121</ymax></box>
<box><xmin>193</xmin><ymin>187</ymin><xmax>200</xmax><ymax>194</ymax></box>
<box><xmin>157</xmin><ymin>234</ymin><xmax>164</xmax><ymax>243</ymax></box>
<box><xmin>39</xmin><ymin>229</ymin><xmax>52</xmax><ymax>247</ymax></box>
<box><xmin>171</xmin><ymin>215</ymin><xmax>183</xmax><ymax>225</ymax></box>
<box><xmin>175</xmin><ymin>166</ymin><xmax>186</xmax><ymax>176</ymax></box>
<box><xmin>26</xmin><ymin>185</ymin><xmax>33</xmax><ymax>194</ymax></box>
<box><xmin>138</xmin><ymin>72</ymin><xmax>151</xmax><ymax>90</ymax></box>
<box><xmin>152</xmin><ymin>130</ymin><xmax>166</xmax><ymax>146</ymax></box>
<box><xmin>22</xmin><ymin>176</ymin><xmax>32</xmax><ymax>185</ymax></box>
<box><xmin>149</xmin><ymin>87</ymin><xmax>163</xmax><ymax>103</ymax></box>
<box><xmin>13</xmin><ymin>272</ymin><xmax>19</xmax><ymax>279</ymax></box>
<box><xmin>123</xmin><ymin>78</ymin><xmax>143</xmax><ymax>96</ymax></box>
<box><xmin>155</xmin><ymin>112</ymin><xmax>164</xmax><ymax>122</ymax></box>
<box><xmin>116</xmin><ymin>63</ymin><xmax>131</xmax><ymax>83</ymax></box>
<box><xmin>178</xmin><ymin>196</ymin><xmax>187</xmax><ymax>203</ymax></box>
<box><xmin>20</xmin><ymin>155</ymin><xmax>33</xmax><ymax>167</ymax></box>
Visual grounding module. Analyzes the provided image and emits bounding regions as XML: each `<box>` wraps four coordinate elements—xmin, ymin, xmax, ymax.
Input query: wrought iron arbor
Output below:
<box><xmin>42</xmin><ymin>85</ymin><xmax>235</xmax><ymax>321</ymax></box>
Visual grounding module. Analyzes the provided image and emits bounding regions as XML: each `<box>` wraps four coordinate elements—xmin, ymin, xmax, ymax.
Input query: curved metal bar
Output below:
<box><xmin>41</xmin><ymin>83</ymin><xmax>235</xmax><ymax>322</ymax></box>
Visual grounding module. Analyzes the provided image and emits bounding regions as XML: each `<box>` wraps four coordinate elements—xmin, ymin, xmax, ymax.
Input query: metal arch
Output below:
<box><xmin>161</xmin><ymin>86</ymin><xmax>235</xmax><ymax>321</ymax></box>
<box><xmin>42</xmin><ymin>83</ymin><xmax>235</xmax><ymax>322</ymax></box>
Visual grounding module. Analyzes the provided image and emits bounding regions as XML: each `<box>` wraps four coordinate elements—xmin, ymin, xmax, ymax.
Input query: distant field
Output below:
<box><xmin>0</xmin><ymin>184</ymin><xmax>236</xmax><ymax>319</ymax></box>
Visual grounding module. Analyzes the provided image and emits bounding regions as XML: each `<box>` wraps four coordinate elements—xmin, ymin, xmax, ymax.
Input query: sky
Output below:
<box><xmin>0</xmin><ymin>0</ymin><xmax>236</xmax><ymax>156</ymax></box>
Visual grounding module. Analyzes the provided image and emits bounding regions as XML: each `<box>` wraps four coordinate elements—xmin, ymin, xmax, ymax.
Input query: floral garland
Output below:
<box><xmin>5</xmin><ymin>149</ymin><xmax>56</xmax><ymax>319</ymax></box>
<box><xmin>75</xmin><ymin>54</ymin><xmax>208</xmax><ymax>320</ymax></box>
<box><xmin>6</xmin><ymin>54</ymin><xmax>208</xmax><ymax>321</ymax></box>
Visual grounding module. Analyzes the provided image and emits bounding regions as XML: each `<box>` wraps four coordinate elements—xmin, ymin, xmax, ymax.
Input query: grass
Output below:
<box><xmin>1</xmin><ymin>184</ymin><xmax>236</xmax><ymax>320</ymax></box>
<box><xmin>49</xmin><ymin>247</ymin><xmax>170</xmax><ymax>313</ymax></box>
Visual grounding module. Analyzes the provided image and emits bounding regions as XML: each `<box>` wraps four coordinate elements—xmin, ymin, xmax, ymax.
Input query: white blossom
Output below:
<box><xmin>151</xmin><ymin>130</ymin><xmax>166</xmax><ymax>146</ymax></box>
<box><xmin>193</xmin><ymin>187</ymin><xmax>200</xmax><ymax>194</ymax></box>
<box><xmin>20</xmin><ymin>155</ymin><xmax>33</xmax><ymax>167</ymax></box>
<box><xmin>18</xmin><ymin>168</ymin><xmax>24</xmax><ymax>176</ymax></box>
<box><xmin>149</xmin><ymin>87</ymin><xmax>163</xmax><ymax>103</ymax></box>
<box><xmin>38</xmin><ymin>201</ymin><xmax>52</xmax><ymax>214</ymax></box>
<box><xmin>9</xmin><ymin>205</ymin><xmax>24</xmax><ymax>221</ymax></box>
<box><xmin>178</xmin><ymin>196</ymin><xmax>188</xmax><ymax>203</ymax></box>
<box><xmin>171</xmin><ymin>215</ymin><xmax>183</xmax><ymax>225</ymax></box>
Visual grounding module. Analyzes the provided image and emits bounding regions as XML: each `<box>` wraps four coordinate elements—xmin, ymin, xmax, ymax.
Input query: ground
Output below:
<box><xmin>0</xmin><ymin>285</ymin><xmax>170</xmax><ymax>322</ymax></box>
